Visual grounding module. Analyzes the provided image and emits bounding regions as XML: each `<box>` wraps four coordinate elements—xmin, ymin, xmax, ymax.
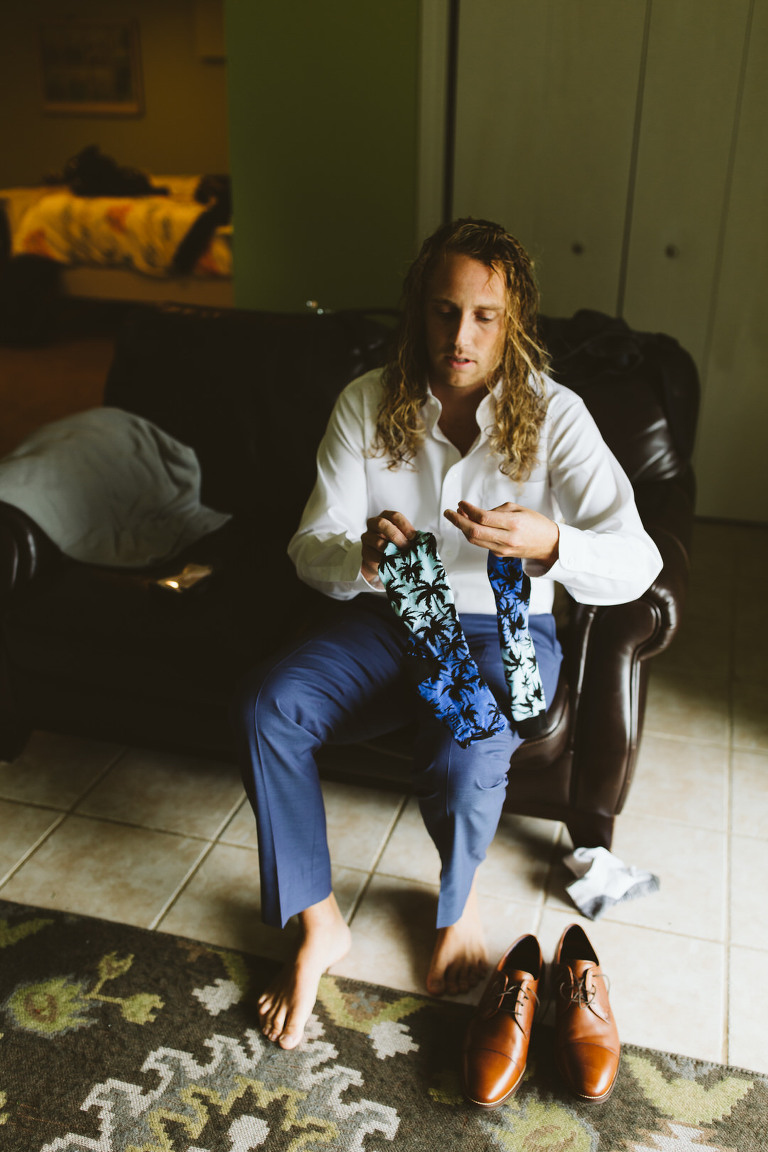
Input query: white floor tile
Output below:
<box><xmin>624</xmin><ymin>733</ymin><xmax>729</xmax><ymax>832</ymax></box>
<box><xmin>547</xmin><ymin>815</ymin><xmax>728</xmax><ymax>942</ymax></box>
<box><xmin>475</xmin><ymin>812</ymin><xmax>560</xmax><ymax>907</ymax></box>
<box><xmin>221</xmin><ymin>784</ymin><xmax>406</xmax><ymax>874</ymax></box>
<box><xmin>219</xmin><ymin>796</ymin><xmax>259</xmax><ymax>847</ymax></box>
<box><xmin>644</xmin><ymin>669</ymin><xmax>730</xmax><ymax>745</ymax></box>
<box><xmin>0</xmin><ymin>799</ymin><xmax>63</xmax><ymax>885</ymax></box>
<box><xmin>0</xmin><ymin>730</ymin><xmax>122</xmax><ymax>809</ymax></box>
<box><xmin>375</xmin><ymin>798</ymin><xmax>441</xmax><ymax>886</ymax></box>
<box><xmin>732</xmin><ymin>683</ymin><xmax>768</xmax><ymax>753</ymax></box>
<box><xmin>335</xmin><ymin>872</ymin><xmax>538</xmax><ymax>1006</ymax></box>
<box><xmin>332</xmin><ymin>874</ymin><xmax>438</xmax><ymax>997</ymax></box>
<box><xmin>76</xmin><ymin>747</ymin><xmax>246</xmax><ymax>839</ymax></box>
<box><xmin>157</xmin><ymin>840</ymin><xmax>292</xmax><ymax>960</ymax></box>
<box><xmin>375</xmin><ymin>800</ymin><xmax>558</xmax><ymax>909</ymax></box>
<box><xmin>157</xmin><ymin>840</ymin><xmax>367</xmax><ymax>959</ymax></box>
<box><xmin>0</xmin><ymin>813</ymin><xmax>208</xmax><ymax>928</ymax></box>
<box><xmin>728</xmin><ymin>946</ymin><xmax>768</xmax><ymax>1074</ymax></box>
<box><xmin>731</xmin><ymin>750</ymin><xmax>768</xmax><ymax>839</ymax></box>
<box><xmin>322</xmin><ymin>780</ymin><xmax>405</xmax><ymax>873</ymax></box>
<box><xmin>729</xmin><ymin>835</ymin><xmax>768</xmax><ymax>951</ymax></box>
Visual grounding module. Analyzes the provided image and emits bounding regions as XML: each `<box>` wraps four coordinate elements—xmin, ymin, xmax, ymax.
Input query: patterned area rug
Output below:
<box><xmin>0</xmin><ymin>898</ymin><xmax>765</xmax><ymax>1152</ymax></box>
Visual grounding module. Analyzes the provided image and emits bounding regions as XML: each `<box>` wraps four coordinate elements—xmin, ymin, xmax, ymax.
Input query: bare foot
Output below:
<box><xmin>257</xmin><ymin>892</ymin><xmax>351</xmax><ymax>1049</ymax></box>
<box><xmin>426</xmin><ymin>881</ymin><xmax>488</xmax><ymax>996</ymax></box>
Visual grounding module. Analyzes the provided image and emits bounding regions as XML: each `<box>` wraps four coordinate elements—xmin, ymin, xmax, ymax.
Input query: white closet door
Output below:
<box><xmin>620</xmin><ymin>1</ymin><xmax>751</xmax><ymax>373</ymax></box>
<box><xmin>452</xmin><ymin>0</ymin><xmax>646</xmax><ymax>316</ymax></box>
<box><xmin>694</xmin><ymin>0</ymin><xmax>768</xmax><ymax>522</ymax></box>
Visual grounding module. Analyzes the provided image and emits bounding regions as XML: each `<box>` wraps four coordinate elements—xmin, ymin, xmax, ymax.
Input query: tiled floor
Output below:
<box><xmin>1</xmin><ymin>519</ymin><xmax>766</xmax><ymax>1073</ymax></box>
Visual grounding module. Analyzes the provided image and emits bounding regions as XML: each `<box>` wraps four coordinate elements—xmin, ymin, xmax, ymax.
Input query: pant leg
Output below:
<box><xmin>413</xmin><ymin>613</ymin><xmax>563</xmax><ymax>928</ymax></box>
<box><xmin>237</xmin><ymin>601</ymin><xmax>414</xmax><ymax>928</ymax></box>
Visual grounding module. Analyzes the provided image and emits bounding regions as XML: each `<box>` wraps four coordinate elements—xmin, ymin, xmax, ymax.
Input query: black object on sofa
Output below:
<box><xmin>0</xmin><ymin>304</ymin><xmax>699</xmax><ymax>849</ymax></box>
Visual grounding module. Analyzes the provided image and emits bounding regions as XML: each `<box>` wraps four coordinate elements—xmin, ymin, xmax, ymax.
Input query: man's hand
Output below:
<box><xmin>361</xmin><ymin>510</ymin><xmax>417</xmax><ymax>585</ymax></box>
<box><xmin>444</xmin><ymin>500</ymin><xmax>559</xmax><ymax>567</ymax></box>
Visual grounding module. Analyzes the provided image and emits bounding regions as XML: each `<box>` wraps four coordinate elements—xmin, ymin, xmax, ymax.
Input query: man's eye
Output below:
<box><xmin>476</xmin><ymin>315</ymin><xmax>494</xmax><ymax>323</ymax></box>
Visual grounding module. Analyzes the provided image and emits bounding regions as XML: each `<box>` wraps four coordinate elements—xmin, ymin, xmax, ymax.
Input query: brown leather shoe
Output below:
<box><xmin>462</xmin><ymin>934</ymin><xmax>542</xmax><ymax>1108</ymax></box>
<box><xmin>553</xmin><ymin>924</ymin><xmax>621</xmax><ymax>1103</ymax></box>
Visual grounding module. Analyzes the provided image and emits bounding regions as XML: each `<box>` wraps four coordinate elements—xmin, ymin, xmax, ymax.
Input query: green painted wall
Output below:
<box><xmin>225</xmin><ymin>0</ymin><xmax>420</xmax><ymax>311</ymax></box>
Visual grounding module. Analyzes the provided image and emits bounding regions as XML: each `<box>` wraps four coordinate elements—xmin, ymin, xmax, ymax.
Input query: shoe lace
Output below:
<box><xmin>560</xmin><ymin>968</ymin><xmax>611</xmax><ymax>1008</ymax></box>
<box><xmin>499</xmin><ymin>979</ymin><xmax>540</xmax><ymax>1032</ymax></box>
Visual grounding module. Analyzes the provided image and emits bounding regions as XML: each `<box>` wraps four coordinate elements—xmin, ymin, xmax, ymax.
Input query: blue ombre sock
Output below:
<box><xmin>378</xmin><ymin>531</ymin><xmax>509</xmax><ymax>748</ymax></box>
<box><xmin>486</xmin><ymin>551</ymin><xmax>547</xmax><ymax>736</ymax></box>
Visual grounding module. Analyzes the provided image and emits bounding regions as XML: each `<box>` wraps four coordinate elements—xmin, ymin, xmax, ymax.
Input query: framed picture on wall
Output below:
<box><xmin>39</xmin><ymin>21</ymin><xmax>143</xmax><ymax>116</ymax></box>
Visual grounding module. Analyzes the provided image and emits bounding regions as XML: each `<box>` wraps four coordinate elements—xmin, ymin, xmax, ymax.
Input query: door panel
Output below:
<box><xmin>452</xmin><ymin>0</ymin><xmax>646</xmax><ymax>316</ymax></box>
<box><xmin>621</xmin><ymin>2</ymin><xmax>751</xmax><ymax>371</ymax></box>
<box><xmin>694</xmin><ymin>0</ymin><xmax>768</xmax><ymax>521</ymax></box>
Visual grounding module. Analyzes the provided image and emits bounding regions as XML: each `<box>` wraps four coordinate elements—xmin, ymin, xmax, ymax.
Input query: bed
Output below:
<box><xmin>0</xmin><ymin>175</ymin><xmax>234</xmax><ymax>309</ymax></box>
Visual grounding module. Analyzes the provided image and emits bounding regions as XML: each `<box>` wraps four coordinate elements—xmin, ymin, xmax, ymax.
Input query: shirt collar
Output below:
<box><xmin>423</xmin><ymin>380</ymin><xmax>501</xmax><ymax>437</ymax></box>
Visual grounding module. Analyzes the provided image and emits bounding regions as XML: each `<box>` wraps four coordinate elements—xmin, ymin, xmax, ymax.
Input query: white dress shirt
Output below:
<box><xmin>288</xmin><ymin>369</ymin><xmax>662</xmax><ymax>616</ymax></box>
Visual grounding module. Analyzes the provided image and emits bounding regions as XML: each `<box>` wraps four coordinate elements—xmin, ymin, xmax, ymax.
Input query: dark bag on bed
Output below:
<box><xmin>63</xmin><ymin>145</ymin><xmax>169</xmax><ymax>199</ymax></box>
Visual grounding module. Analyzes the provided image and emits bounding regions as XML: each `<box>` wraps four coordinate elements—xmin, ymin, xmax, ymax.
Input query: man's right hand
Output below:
<box><xmin>360</xmin><ymin>510</ymin><xmax>416</xmax><ymax>585</ymax></box>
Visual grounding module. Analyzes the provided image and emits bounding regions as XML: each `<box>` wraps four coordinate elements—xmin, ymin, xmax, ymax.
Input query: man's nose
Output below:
<box><xmin>453</xmin><ymin>310</ymin><xmax>473</xmax><ymax>349</ymax></box>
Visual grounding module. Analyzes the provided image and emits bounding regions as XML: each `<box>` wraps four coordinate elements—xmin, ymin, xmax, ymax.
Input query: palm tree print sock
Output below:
<box><xmin>486</xmin><ymin>551</ymin><xmax>547</xmax><ymax>735</ymax></box>
<box><xmin>378</xmin><ymin>531</ymin><xmax>510</xmax><ymax>747</ymax></box>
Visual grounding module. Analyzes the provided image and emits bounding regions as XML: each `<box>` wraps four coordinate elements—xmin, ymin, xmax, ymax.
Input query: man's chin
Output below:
<box><xmin>430</xmin><ymin>368</ymin><xmax>492</xmax><ymax>393</ymax></box>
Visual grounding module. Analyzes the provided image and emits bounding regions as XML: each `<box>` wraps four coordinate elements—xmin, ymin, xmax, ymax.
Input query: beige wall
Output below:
<box><xmin>0</xmin><ymin>0</ymin><xmax>229</xmax><ymax>188</ymax></box>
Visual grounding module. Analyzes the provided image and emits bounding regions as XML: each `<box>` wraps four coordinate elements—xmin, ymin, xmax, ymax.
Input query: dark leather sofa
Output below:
<box><xmin>0</xmin><ymin>303</ymin><xmax>699</xmax><ymax>849</ymax></box>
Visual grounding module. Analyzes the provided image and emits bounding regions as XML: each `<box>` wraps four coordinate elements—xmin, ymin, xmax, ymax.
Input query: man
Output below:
<box><xmin>238</xmin><ymin>218</ymin><xmax>662</xmax><ymax>1050</ymax></box>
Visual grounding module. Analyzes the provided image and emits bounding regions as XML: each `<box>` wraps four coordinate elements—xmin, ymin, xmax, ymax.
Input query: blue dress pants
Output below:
<box><xmin>237</xmin><ymin>597</ymin><xmax>562</xmax><ymax>930</ymax></box>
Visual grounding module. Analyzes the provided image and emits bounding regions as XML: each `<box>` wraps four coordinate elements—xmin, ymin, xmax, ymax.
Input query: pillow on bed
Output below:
<box><xmin>0</xmin><ymin>408</ymin><xmax>231</xmax><ymax>567</ymax></box>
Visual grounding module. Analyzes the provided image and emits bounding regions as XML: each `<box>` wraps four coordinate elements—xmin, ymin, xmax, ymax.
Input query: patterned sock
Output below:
<box><xmin>486</xmin><ymin>551</ymin><xmax>547</xmax><ymax>736</ymax></box>
<box><xmin>378</xmin><ymin>531</ymin><xmax>510</xmax><ymax>748</ymax></box>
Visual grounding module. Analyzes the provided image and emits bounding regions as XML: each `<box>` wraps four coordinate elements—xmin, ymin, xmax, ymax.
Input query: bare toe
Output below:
<box><xmin>256</xmin><ymin>893</ymin><xmax>352</xmax><ymax>1049</ymax></box>
<box><xmin>426</xmin><ymin>882</ymin><xmax>488</xmax><ymax>997</ymax></box>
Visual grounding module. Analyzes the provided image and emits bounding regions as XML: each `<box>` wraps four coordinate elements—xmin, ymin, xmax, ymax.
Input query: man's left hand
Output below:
<box><xmin>444</xmin><ymin>500</ymin><xmax>559</xmax><ymax>567</ymax></box>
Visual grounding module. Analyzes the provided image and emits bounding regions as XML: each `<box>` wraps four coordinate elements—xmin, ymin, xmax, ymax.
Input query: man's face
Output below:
<box><xmin>423</xmin><ymin>251</ymin><xmax>507</xmax><ymax>393</ymax></box>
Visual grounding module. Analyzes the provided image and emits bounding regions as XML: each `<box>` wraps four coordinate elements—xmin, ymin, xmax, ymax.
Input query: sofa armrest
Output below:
<box><xmin>566</xmin><ymin>492</ymin><xmax>693</xmax><ymax>826</ymax></box>
<box><xmin>0</xmin><ymin>501</ymin><xmax>60</xmax><ymax>602</ymax></box>
<box><xmin>0</xmin><ymin>502</ymin><xmax>61</xmax><ymax>759</ymax></box>
<box><xmin>634</xmin><ymin>471</ymin><xmax>695</xmax><ymax>657</ymax></box>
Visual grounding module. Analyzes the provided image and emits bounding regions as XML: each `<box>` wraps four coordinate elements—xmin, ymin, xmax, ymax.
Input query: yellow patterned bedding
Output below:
<box><xmin>4</xmin><ymin>182</ymin><xmax>232</xmax><ymax>279</ymax></box>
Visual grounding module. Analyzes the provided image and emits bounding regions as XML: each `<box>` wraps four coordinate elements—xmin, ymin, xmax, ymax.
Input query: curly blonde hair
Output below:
<box><xmin>372</xmin><ymin>218</ymin><xmax>549</xmax><ymax>480</ymax></box>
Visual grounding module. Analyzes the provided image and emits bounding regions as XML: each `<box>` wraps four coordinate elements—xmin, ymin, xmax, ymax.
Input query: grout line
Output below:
<box><xmin>642</xmin><ymin>727</ymin><xmax>731</xmax><ymax>749</ymax></box>
<box><xmin>147</xmin><ymin>839</ymin><xmax>218</xmax><ymax>932</ymax></box>
<box><xmin>210</xmin><ymin>790</ymin><xmax>250</xmax><ymax>845</ymax></box>
<box><xmin>0</xmin><ymin>738</ymin><xmax>129</xmax><ymax>893</ymax></box>
<box><xmin>344</xmin><ymin>793</ymin><xmax>409</xmax><ymax>928</ymax></box>
<box><xmin>39</xmin><ymin>809</ymin><xmax>221</xmax><ymax>844</ymax></box>
<box><xmin>0</xmin><ymin>809</ymin><xmax>67</xmax><ymax>890</ymax></box>
<box><xmin>537</xmin><ymin>822</ymin><xmax>568</xmax><ymax>933</ymax></box>
<box><xmin>148</xmin><ymin>792</ymin><xmax>252</xmax><ymax>933</ymax></box>
<box><xmin>723</xmin><ymin>755</ymin><xmax>733</xmax><ymax>1067</ymax></box>
<box><xmin>69</xmin><ymin>744</ymin><xmax>132</xmax><ymax>813</ymax></box>
<box><xmin>722</xmin><ymin>583</ymin><xmax>737</xmax><ymax>1066</ymax></box>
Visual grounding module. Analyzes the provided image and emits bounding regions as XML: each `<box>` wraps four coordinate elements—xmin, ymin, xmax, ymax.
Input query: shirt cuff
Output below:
<box><xmin>524</xmin><ymin>522</ymin><xmax>575</xmax><ymax>583</ymax></box>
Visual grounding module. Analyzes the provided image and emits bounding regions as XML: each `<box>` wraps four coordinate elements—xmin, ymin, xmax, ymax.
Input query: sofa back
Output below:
<box><xmin>541</xmin><ymin>310</ymin><xmax>699</xmax><ymax>486</ymax></box>
<box><xmin>104</xmin><ymin>303</ymin><xmax>395</xmax><ymax>545</ymax></box>
<box><xmin>103</xmin><ymin>303</ymin><xmax>698</xmax><ymax>550</ymax></box>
